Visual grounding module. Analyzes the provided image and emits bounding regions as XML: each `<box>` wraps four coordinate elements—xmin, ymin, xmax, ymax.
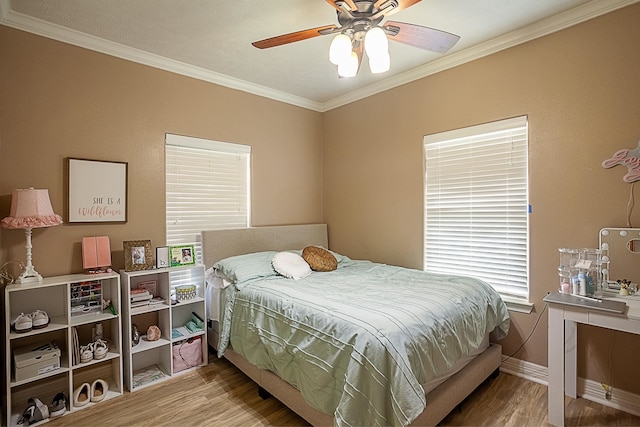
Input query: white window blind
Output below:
<box><xmin>423</xmin><ymin>116</ymin><xmax>529</xmax><ymax>299</ymax></box>
<box><xmin>166</xmin><ymin>133</ymin><xmax>250</xmax><ymax>269</ymax></box>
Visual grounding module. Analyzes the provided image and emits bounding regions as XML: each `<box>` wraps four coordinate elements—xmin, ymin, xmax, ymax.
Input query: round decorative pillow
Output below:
<box><xmin>272</xmin><ymin>252</ymin><xmax>312</xmax><ymax>280</ymax></box>
<box><xmin>146</xmin><ymin>325</ymin><xmax>161</xmax><ymax>341</ymax></box>
<box><xmin>302</xmin><ymin>246</ymin><xmax>338</xmax><ymax>272</ymax></box>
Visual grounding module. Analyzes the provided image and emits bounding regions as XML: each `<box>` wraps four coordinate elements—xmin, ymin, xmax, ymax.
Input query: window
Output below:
<box><xmin>165</xmin><ymin>133</ymin><xmax>250</xmax><ymax>266</ymax></box>
<box><xmin>423</xmin><ymin>116</ymin><xmax>529</xmax><ymax>304</ymax></box>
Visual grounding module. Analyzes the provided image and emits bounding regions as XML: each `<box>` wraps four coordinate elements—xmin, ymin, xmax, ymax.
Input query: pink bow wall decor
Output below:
<box><xmin>602</xmin><ymin>140</ymin><xmax>640</xmax><ymax>183</ymax></box>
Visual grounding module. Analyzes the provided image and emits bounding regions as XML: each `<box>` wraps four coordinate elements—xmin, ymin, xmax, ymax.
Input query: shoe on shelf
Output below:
<box><xmin>11</xmin><ymin>313</ymin><xmax>32</xmax><ymax>333</ymax></box>
<box><xmin>17</xmin><ymin>397</ymin><xmax>49</xmax><ymax>425</ymax></box>
<box><xmin>49</xmin><ymin>392</ymin><xmax>67</xmax><ymax>418</ymax></box>
<box><xmin>30</xmin><ymin>310</ymin><xmax>50</xmax><ymax>329</ymax></box>
<box><xmin>80</xmin><ymin>343</ymin><xmax>94</xmax><ymax>363</ymax></box>
<box><xmin>93</xmin><ymin>338</ymin><xmax>109</xmax><ymax>360</ymax></box>
<box><xmin>90</xmin><ymin>379</ymin><xmax>109</xmax><ymax>403</ymax></box>
<box><xmin>73</xmin><ymin>383</ymin><xmax>91</xmax><ymax>407</ymax></box>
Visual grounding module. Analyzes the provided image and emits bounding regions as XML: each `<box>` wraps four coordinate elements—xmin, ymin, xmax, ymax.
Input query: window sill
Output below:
<box><xmin>501</xmin><ymin>295</ymin><xmax>534</xmax><ymax>314</ymax></box>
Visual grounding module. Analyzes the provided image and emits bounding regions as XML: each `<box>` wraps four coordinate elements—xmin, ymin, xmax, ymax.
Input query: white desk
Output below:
<box><xmin>544</xmin><ymin>292</ymin><xmax>640</xmax><ymax>426</ymax></box>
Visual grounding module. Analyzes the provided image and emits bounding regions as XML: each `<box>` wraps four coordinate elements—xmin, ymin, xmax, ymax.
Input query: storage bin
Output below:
<box><xmin>13</xmin><ymin>341</ymin><xmax>61</xmax><ymax>382</ymax></box>
<box><xmin>172</xmin><ymin>336</ymin><xmax>202</xmax><ymax>373</ymax></box>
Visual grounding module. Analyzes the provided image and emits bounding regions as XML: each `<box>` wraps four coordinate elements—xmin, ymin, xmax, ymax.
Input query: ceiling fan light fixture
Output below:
<box><xmin>337</xmin><ymin>50</ymin><xmax>359</xmax><ymax>78</ymax></box>
<box><xmin>251</xmin><ymin>0</ymin><xmax>459</xmax><ymax>80</ymax></box>
<box><xmin>329</xmin><ymin>33</ymin><xmax>353</xmax><ymax>65</ymax></box>
<box><xmin>369</xmin><ymin>51</ymin><xmax>390</xmax><ymax>74</ymax></box>
<box><xmin>364</xmin><ymin>26</ymin><xmax>388</xmax><ymax>58</ymax></box>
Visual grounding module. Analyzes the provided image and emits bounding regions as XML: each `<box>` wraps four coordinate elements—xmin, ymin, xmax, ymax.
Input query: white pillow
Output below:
<box><xmin>272</xmin><ymin>252</ymin><xmax>312</xmax><ymax>280</ymax></box>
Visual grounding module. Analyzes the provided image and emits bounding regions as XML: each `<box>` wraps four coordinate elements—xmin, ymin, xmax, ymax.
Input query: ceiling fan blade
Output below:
<box><xmin>325</xmin><ymin>0</ymin><xmax>357</xmax><ymax>11</ymax></box>
<box><xmin>384</xmin><ymin>21</ymin><xmax>460</xmax><ymax>53</ymax></box>
<box><xmin>373</xmin><ymin>0</ymin><xmax>421</xmax><ymax>16</ymax></box>
<box><xmin>252</xmin><ymin>25</ymin><xmax>338</xmax><ymax>49</ymax></box>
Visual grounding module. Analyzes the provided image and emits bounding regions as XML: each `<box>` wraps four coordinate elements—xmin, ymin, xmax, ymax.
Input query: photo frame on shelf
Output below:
<box><xmin>169</xmin><ymin>244</ymin><xmax>196</xmax><ymax>267</ymax></box>
<box><xmin>67</xmin><ymin>157</ymin><xmax>128</xmax><ymax>223</ymax></box>
<box><xmin>123</xmin><ymin>240</ymin><xmax>153</xmax><ymax>271</ymax></box>
<box><xmin>156</xmin><ymin>246</ymin><xmax>170</xmax><ymax>269</ymax></box>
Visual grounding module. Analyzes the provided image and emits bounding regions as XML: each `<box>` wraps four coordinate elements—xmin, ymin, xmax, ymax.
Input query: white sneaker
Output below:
<box><xmin>93</xmin><ymin>339</ymin><xmax>108</xmax><ymax>360</ymax></box>
<box><xmin>30</xmin><ymin>310</ymin><xmax>50</xmax><ymax>329</ymax></box>
<box><xmin>80</xmin><ymin>343</ymin><xmax>94</xmax><ymax>363</ymax></box>
<box><xmin>11</xmin><ymin>313</ymin><xmax>32</xmax><ymax>333</ymax></box>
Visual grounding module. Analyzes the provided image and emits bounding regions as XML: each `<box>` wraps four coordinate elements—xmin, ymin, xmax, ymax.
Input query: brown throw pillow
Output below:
<box><xmin>302</xmin><ymin>246</ymin><xmax>338</xmax><ymax>272</ymax></box>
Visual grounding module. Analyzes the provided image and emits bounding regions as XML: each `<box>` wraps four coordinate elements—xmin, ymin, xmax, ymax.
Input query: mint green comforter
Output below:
<box><xmin>218</xmin><ymin>259</ymin><xmax>509</xmax><ymax>427</ymax></box>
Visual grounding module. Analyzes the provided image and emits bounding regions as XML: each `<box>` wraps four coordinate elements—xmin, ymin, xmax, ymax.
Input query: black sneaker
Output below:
<box><xmin>49</xmin><ymin>392</ymin><xmax>67</xmax><ymax>417</ymax></box>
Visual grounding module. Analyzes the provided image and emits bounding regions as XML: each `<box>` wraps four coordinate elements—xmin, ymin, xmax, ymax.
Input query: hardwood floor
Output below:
<box><xmin>438</xmin><ymin>370</ymin><xmax>640</xmax><ymax>427</ymax></box>
<box><xmin>47</xmin><ymin>352</ymin><xmax>640</xmax><ymax>427</ymax></box>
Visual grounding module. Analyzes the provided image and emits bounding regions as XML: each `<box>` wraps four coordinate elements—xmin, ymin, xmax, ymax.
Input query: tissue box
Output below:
<box><xmin>13</xmin><ymin>341</ymin><xmax>61</xmax><ymax>382</ymax></box>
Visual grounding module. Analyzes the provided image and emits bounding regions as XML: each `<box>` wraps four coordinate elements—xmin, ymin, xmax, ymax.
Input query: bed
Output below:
<box><xmin>202</xmin><ymin>224</ymin><xmax>509</xmax><ymax>426</ymax></box>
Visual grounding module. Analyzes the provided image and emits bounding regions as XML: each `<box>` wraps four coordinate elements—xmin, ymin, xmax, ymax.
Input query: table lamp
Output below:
<box><xmin>1</xmin><ymin>188</ymin><xmax>63</xmax><ymax>283</ymax></box>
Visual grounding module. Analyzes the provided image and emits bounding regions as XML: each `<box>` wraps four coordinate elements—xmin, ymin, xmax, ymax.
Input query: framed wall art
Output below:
<box><xmin>67</xmin><ymin>157</ymin><xmax>128</xmax><ymax>223</ymax></box>
<box><xmin>170</xmin><ymin>244</ymin><xmax>196</xmax><ymax>267</ymax></box>
<box><xmin>123</xmin><ymin>240</ymin><xmax>153</xmax><ymax>271</ymax></box>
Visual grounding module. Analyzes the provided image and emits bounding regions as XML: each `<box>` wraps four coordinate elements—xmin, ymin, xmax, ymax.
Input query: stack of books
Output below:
<box><xmin>130</xmin><ymin>289</ymin><xmax>153</xmax><ymax>308</ymax></box>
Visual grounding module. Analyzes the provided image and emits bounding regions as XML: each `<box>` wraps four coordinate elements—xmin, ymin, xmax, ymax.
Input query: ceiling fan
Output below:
<box><xmin>252</xmin><ymin>0</ymin><xmax>460</xmax><ymax>78</ymax></box>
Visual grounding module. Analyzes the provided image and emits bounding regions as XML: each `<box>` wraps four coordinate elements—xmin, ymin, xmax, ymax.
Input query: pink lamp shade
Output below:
<box><xmin>1</xmin><ymin>188</ymin><xmax>63</xmax><ymax>229</ymax></box>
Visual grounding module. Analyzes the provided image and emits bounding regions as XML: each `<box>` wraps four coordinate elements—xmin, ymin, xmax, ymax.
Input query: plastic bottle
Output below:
<box><xmin>578</xmin><ymin>271</ymin><xmax>587</xmax><ymax>296</ymax></box>
<box><xmin>93</xmin><ymin>322</ymin><xmax>103</xmax><ymax>341</ymax></box>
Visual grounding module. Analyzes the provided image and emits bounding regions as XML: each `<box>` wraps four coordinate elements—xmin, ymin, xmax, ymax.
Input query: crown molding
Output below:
<box><xmin>0</xmin><ymin>0</ymin><xmax>324</xmax><ymax>112</ymax></box>
<box><xmin>1</xmin><ymin>0</ymin><xmax>637</xmax><ymax>112</ymax></box>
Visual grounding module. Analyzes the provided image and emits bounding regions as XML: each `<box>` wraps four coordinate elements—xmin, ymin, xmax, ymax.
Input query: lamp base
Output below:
<box><xmin>16</xmin><ymin>264</ymin><xmax>43</xmax><ymax>284</ymax></box>
<box><xmin>16</xmin><ymin>227</ymin><xmax>44</xmax><ymax>284</ymax></box>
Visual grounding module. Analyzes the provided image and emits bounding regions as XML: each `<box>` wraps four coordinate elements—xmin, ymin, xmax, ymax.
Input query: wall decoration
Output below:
<box><xmin>602</xmin><ymin>140</ymin><xmax>640</xmax><ymax>183</ymax></box>
<box><xmin>123</xmin><ymin>240</ymin><xmax>153</xmax><ymax>271</ymax></box>
<box><xmin>169</xmin><ymin>244</ymin><xmax>196</xmax><ymax>267</ymax></box>
<box><xmin>67</xmin><ymin>158</ymin><xmax>128</xmax><ymax>223</ymax></box>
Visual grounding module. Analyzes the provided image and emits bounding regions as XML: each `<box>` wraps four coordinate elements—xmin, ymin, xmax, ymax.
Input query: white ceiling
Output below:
<box><xmin>1</xmin><ymin>0</ymin><xmax>636</xmax><ymax>111</ymax></box>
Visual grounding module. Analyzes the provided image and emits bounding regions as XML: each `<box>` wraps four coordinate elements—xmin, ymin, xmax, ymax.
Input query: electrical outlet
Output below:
<box><xmin>602</xmin><ymin>383</ymin><xmax>612</xmax><ymax>400</ymax></box>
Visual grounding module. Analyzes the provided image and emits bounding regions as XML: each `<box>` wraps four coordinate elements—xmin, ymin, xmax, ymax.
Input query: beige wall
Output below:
<box><xmin>0</xmin><ymin>26</ymin><xmax>324</xmax><ymax>276</ymax></box>
<box><xmin>1</xmin><ymin>3</ymin><xmax>640</xmax><ymax>396</ymax></box>
<box><xmin>324</xmin><ymin>4</ymin><xmax>640</xmax><ymax>393</ymax></box>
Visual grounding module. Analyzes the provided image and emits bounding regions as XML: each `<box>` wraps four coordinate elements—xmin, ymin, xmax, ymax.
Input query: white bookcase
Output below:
<box><xmin>120</xmin><ymin>264</ymin><xmax>207</xmax><ymax>392</ymax></box>
<box><xmin>3</xmin><ymin>272</ymin><xmax>123</xmax><ymax>426</ymax></box>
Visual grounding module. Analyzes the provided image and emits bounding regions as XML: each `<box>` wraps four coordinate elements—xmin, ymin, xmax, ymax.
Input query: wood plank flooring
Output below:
<box><xmin>47</xmin><ymin>353</ymin><xmax>640</xmax><ymax>427</ymax></box>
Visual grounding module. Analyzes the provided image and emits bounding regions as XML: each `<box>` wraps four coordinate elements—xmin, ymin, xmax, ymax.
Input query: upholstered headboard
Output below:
<box><xmin>201</xmin><ymin>224</ymin><xmax>328</xmax><ymax>268</ymax></box>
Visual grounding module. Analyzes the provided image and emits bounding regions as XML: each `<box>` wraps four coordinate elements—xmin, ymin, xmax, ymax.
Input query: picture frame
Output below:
<box><xmin>169</xmin><ymin>244</ymin><xmax>196</xmax><ymax>267</ymax></box>
<box><xmin>67</xmin><ymin>157</ymin><xmax>128</xmax><ymax>223</ymax></box>
<box><xmin>156</xmin><ymin>246</ymin><xmax>170</xmax><ymax>269</ymax></box>
<box><xmin>123</xmin><ymin>240</ymin><xmax>153</xmax><ymax>271</ymax></box>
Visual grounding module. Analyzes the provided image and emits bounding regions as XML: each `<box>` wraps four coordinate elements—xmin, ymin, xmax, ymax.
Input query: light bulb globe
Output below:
<box><xmin>338</xmin><ymin>51</ymin><xmax>359</xmax><ymax>78</ymax></box>
<box><xmin>369</xmin><ymin>51</ymin><xmax>390</xmax><ymax>74</ymax></box>
<box><xmin>364</xmin><ymin>27</ymin><xmax>388</xmax><ymax>58</ymax></box>
<box><xmin>329</xmin><ymin>34</ymin><xmax>352</xmax><ymax>65</ymax></box>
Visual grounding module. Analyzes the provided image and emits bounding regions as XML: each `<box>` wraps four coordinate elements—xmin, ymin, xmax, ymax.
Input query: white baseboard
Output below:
<box><xmin>500</xmin><ymin>356</ymin><xmax>640</xmax><ymax>417</ymax></box>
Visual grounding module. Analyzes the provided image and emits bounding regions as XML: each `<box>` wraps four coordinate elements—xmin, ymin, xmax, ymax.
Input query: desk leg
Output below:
<box><xmin>548</xmin><ymin>306</ymin><xmax>565</xmax><ymax>426</ymax></box>
<box><xmin>565</xmin><ymin>319</ymin><xmax>577</xmax><ymax>398</ymax></box>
